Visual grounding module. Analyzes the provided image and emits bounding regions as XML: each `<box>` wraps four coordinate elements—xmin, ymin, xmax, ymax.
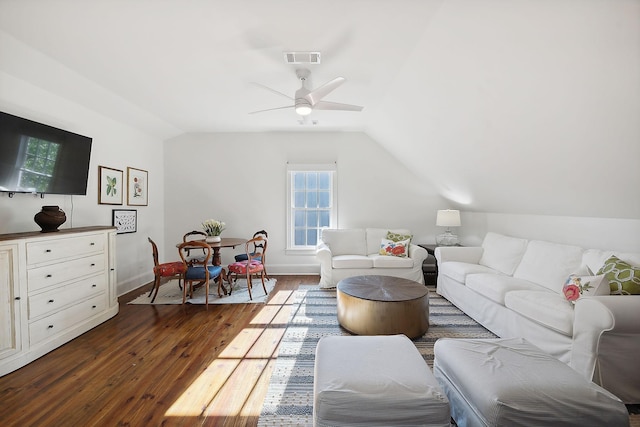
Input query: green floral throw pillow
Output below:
<box><xmin>596</xmin><ymin>255</ymin><xmax>640</xmax><ymax>295</ymax></box>
<box><xmin>386</xmin><ymin>231</ymin><xmax>412</xmax><ymax>243</ymax></box>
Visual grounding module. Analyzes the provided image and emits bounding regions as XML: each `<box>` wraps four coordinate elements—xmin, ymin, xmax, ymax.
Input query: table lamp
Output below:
<box><xmin>436</xmin><ymin>209</ymin><xmax>461</xmax><ymax>246</ymax></box>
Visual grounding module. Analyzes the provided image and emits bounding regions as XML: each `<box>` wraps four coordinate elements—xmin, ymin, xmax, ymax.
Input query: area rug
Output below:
<box><xmin>127</xmin><ymin>278</ymin><xmax>277</xmax><ymax>305</ymax></box>
<box><xmin>257</xmin><ymin>286</ymin><xmax>497</xmax><ymax>426</ymax></box>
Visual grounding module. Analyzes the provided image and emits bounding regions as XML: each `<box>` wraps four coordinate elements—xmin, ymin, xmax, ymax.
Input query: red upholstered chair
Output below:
<box><xmin>148</xmin><ymin>237</ymin><xmax>186</xmax><ymax>303</ymax></box>
<box><xmin>227</xmin><ymin>236</ymin><xmax>268</xmax><ymax>300</ymax></box>
<box><xmin>233</xmin><ymin>229</ymin><xmax>269</xmax><ymax>279</ymax></box>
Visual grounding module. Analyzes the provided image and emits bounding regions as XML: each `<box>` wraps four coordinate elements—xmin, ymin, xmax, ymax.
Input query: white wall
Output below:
<box><xmin>0</xmin><ymin>77</ymin><xmax>166</xmax><ymax>296</ymax></box>
<box><xmin>369</xmin><ymin>0</ymin><xmax>640</xmax><ymax>221</ymax></box>
<box><xmin>458</xmin><ymin>212</ymin><xmax>640</xmax><ymax>253</ymax></box>
<box><xmin>164</xmin><ymin>131</ymin><xmax>447</xmax><ymax>273</ymax></box>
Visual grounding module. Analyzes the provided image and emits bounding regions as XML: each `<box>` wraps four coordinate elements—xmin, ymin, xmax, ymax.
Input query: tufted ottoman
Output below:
<box><xmin>433</xmin><ymin>338</ymin><xmax>629</xmax><ymax>427</ymax></box>
<box><xmin>313</xmin><ymin>334</ymin><xmax>450</xmax><ymax>427</ymax></box>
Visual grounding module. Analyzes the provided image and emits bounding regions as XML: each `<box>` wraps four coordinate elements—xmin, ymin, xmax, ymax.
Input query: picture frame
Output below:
<box><xmin>98</xmin><ymin>166</ymin><xmax>123</xmax><ymax>205</ymax></box>
<box><xmin>127</xmin><ymin>167</ymin><xmax>148</xmax><ymax>206</ymax></box>
<box><xmin>112</xmin><ymin>209</ymin><xmax>137</xmax><ymax>234</ymax></box>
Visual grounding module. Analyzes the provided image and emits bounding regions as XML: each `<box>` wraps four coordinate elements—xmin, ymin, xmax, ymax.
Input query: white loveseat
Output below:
<box><xmin>435</xmin><ymin>232</ymin><xmax>640</xmax><ymax>404</ymax></box>
<box><xmin>316</xmin><ymin>228</ymin><xmax>428</xmax><ymax>288</ymax></box>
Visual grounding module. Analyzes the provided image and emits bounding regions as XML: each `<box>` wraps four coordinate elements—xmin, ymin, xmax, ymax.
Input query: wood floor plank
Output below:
<box><xmin>0</xmin><ymin>275</ymin><xmax>316</xmax><ymax>427</ymax></box>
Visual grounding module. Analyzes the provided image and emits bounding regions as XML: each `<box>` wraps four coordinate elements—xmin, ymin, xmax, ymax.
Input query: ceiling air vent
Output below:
<box><xmin>284</xmin><ymin>51</ymin><xmax>321</xmax><ymax>64</ymax></box>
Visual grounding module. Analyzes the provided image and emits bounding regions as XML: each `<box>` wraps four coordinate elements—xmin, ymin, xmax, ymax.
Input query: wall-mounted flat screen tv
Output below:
<box><xmin>0</xmin><ymin>111</ymin><xmax>92</xmax><ymax>195</ymax></box>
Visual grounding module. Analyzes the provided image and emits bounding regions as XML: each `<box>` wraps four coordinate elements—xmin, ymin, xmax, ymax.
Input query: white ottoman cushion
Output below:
<box><xmin>314</xmin><ymin>334</ymin><xmax>450</xmax><ymax>427</ymax></box>
<box><xmin>433</xmin><ymin>338</ymin><xmax>629</xmax><ymax>427</ymax></box>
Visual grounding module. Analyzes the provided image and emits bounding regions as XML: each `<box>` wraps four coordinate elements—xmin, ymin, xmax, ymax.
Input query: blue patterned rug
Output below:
<box><xmin>257</xmin><ymin>286</ymin><xmax>497</xmax><ymax>426</ymax></box>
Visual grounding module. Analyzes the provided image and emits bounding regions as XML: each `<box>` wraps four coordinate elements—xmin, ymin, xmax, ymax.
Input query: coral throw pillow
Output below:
<box><xmin>379</xmin><ymin>238</ymin><xmax>410</xmax><ymax>257</ymax></box>
<box><xmin>562</xmin><ymin>274</ymin><xmax>610</xmax><ymax>303</ymax></box>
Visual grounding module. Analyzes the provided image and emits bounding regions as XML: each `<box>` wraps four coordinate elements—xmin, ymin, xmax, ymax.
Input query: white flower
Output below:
<box><xmin>202</xmin><ymin>219</ymin><xmax>226</xmax><ymax>236</ymax></box>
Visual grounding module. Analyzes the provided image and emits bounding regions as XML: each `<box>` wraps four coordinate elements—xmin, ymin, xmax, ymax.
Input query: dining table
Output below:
<box><xmin>178</xmin><ymin>237</ymin><xmax>247</xmax><ymax>287</ymax></box>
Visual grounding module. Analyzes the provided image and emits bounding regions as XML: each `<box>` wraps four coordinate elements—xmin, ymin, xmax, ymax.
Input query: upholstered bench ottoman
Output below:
<box><xmin>433</xmin><ymin>338</ymin><xmax>629</xmax><ymax>427</ymax></box>
<box><xmin>313</xmin><ymin>335</ymin><xmax>450</xmax><ymax>427</ymax></box>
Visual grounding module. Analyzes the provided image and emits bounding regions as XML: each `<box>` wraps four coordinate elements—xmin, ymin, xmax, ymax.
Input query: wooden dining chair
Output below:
<box><xmin>178</xmin><ymin>240</ymin><xmax>224</xmax><ymax>307</ymax></box>
<box><xmin>227</xmin><ymin>236</ymin><xmax>268</xmax><ymax>300</ymax></box>
<box><xmin>148</xmin><ymin>237</ymin><xmax>187</xmax><ymax>303</ymax></box>
<box><xmin>182</xmin><ymin>230</ymin><xmax>207</xmax><ymax>263</ymax></box>
<box><xmin>234</xmin><ymin>229</ymin><xmax>269</xmax><ymax>279</ymax></box>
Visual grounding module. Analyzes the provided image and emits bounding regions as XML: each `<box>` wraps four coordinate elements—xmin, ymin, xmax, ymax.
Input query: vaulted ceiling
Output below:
<box><xmin>1</xmin><ymin>0</ymin><xmax>638</xmax><ymax>219</ymax></box>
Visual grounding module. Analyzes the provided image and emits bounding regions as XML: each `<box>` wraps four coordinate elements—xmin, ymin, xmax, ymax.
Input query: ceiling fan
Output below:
<box><xmin>250</xmin><ymin>68</ymin><xmax>363</xmax><ymax>116</ymax></box>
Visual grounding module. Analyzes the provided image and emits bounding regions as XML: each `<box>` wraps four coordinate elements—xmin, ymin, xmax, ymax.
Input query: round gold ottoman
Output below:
<box><xmin>336</xmin><ymin>275</ymin><xmax>429</xmax><ymax>339</ymax></box>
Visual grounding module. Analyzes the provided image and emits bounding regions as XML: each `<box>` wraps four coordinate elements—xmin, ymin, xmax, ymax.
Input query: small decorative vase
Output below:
<box><xmin>206</xmin><ymin>235</ymin><xmax>221</xmax><ymax>243</ymax></box>
<box><xmin>34</xmin><ymin>205</ymin><xmax>67</xmax><ymax>233</ymax></box>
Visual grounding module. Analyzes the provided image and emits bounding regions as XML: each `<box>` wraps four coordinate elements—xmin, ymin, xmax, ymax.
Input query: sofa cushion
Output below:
<box><xmin>322</xmin><ymin>229</ymin><xmax>366</xmax><ymax>256</ymax></box>
<box><xmin>504</xmin><ymin>290</ymin><xmax>574</xmax><ymax>336</ymax></box>
<box><xmin>562</xmin><ymin>274</ymin><xmax>610</xmax><ymax>303</ymax></box>
<box><xmin>366</xmin><ymin>228</ymin><xmax>411</xmax><ymax>255</ymax></box>
<box><xmin>332</xmin><ymin>255</ymin><xmax>373</xmax><ymax>269</ymax></box>
<box><xmin>439</xmin><ymin>261</ymin><xmax>503</xmax><ymax>284</ymax></box>
<box><xmin>513</xmin><ymin>240</ymin><xmax>584</xmax><ymax>293</ymax></box>
<box><xmin>369</xmin><ymin>253</ymin><xmax>414</xmax><ymax>268</ymax></box>
<box><xmin>466</xmin><ymin>274</ymin><xmax>545</xmax><ymax>305</ymax></box>
<box><xmin>597</xmin><ymin>255</ymin><xmax>640</xmax><ymax>295</ymax></box>
<box><xmin>379</xmin><ymin>237</ymin><xmax>410</xmax><ymax>258</ymax></box>
<box><xmin>479</xmin><ymin>232</ymin><xmax>528</xmax><ymax>275</ymax></box>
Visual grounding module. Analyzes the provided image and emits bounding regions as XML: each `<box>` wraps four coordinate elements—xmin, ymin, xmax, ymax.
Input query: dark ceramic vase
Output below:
<box><xmin>34</xmin><ymin>205</ymin><xmax>67</xmax><ymax>232</ymax></box>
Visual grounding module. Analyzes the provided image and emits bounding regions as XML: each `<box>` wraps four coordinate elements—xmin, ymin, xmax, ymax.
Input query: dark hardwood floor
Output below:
<box><xmin>0</xmin><ymin>275</ymin><xmax>316</xmax><ymax>427</ymax></box>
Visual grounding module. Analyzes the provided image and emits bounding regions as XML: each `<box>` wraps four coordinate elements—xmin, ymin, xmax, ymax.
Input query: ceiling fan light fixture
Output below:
<box><xmin>295</xmin><ymin>102</ymin><xmax>312</xmax><ymax>116</ymax></box>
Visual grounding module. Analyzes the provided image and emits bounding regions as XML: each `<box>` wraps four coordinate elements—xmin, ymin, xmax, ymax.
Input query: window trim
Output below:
<box><xmin>286</xmin><ymin>163</ymin><xmax>337</xmax><ymax>255</ymax></box>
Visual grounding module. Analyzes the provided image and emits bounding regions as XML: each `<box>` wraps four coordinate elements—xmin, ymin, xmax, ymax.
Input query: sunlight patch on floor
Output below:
<box><xmin>165</xmin><ymin>289</ymin><xmax>292</xmax><ymax>418</ymax></box>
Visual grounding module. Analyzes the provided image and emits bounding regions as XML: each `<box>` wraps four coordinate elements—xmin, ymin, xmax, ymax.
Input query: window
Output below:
<box><xmin>286</xmin><ymin>164</ymin><xmax>337</xmax><ymax>252</ymax></box>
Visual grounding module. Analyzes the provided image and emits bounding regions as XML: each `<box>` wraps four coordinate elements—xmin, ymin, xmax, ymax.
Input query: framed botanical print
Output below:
<box><xmin>98</xmin><ymin>166</ymin><xmax>123</xmax><ymax>205</ymax></box>
<box><xmin>127</xmin><ymin>167</ymin><xmax>148</xmax><ymax>206</ymax></box>
<box><xmin>112</xmin><ymin>209</ymin><xmax>137</xmax><ymax>234</ymax></box>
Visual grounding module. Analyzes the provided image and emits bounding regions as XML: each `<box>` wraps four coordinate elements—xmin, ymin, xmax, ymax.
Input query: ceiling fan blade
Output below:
<box><xmin>250</xmin><ymin>82</ymin><xmax>294</xmax><ymax>101</ymax></box>
<box><xmin>313</xmin><ymin>101</ymin><xmax>363</xmax><ymax>112</ymax></box>
<box><xmin>305</xmin><ymin>77</ymin><xmax>345</xmax><ymax>105</ymax></box>
<box><xmin>249</xmin><ymin>105</ymin><xmax>294</xmax><ymax>114</ymax></box>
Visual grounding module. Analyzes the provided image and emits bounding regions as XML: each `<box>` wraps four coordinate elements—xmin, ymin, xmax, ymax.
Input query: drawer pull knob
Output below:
<box><xmin>92</xmin><ymin>305</ymin><xmax>97</xmax><ymax>309</ymax></box>
<box><xmin>48</xmin><ymin>299</ymin><xmax>54</xmax><ymax>303</ymax></box>
<box><xmin>15</xmin><ymin>296</ymin><xmax>20</xmax><ymax>300</ymax></box>
<box><xmin>46</xmin><ymin>274</ymin><xmax>52</xmax><ymax>278</ymax></box>
<box><xmin>92</xmin><ymin>284</ymin><xmax>97</xmax><ymax>288</ymax></box>
<box><xmin>90</xmin><ymin>242</ymin><xmax>95</xmax><ymax>246</ymax></box>
<box><xmin>90</xmin><ymin>263</ymin><xmax>96</xmax><ymax>267</ymax></box>
<box><xmin>48</xmin><ymin>325</ymin><xmax>54</xmax><ymax>329</ymax></box>
<box><xmin>45</xmin><ymin>249</ymin><xmax>52</xmax><ymax>253</ymax></box>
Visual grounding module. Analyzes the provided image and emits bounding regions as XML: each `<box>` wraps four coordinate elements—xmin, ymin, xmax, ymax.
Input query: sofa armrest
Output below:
<box><xmin>316</xmin><ymin>242</ymin><xmax>334</xmax><ymax>288</ymax></box>
<box><xmin>571</xmin><ymin>296</ymin><xmax>640</xmax><ymax>401</ymax></box>
<box><xmin>435</xmin><ymin>246</ymin><xmax>483</xmax><ymax>265</ymax></box>
<box><xmin>408</xmin><ymin>244</ymin><xmax>428</xmax><ymax>266</ymax></box>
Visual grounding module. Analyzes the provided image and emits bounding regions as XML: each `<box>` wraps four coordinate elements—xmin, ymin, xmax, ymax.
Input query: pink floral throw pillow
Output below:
<box><xmin>562</xmin><ymin>274</ymin><xmax>610</xmax><ymax>304</ymax></box>
<box><xmin>379</xmin><ymin>238</ymin><xmax>410</xmax><ymax>257</ymax></box>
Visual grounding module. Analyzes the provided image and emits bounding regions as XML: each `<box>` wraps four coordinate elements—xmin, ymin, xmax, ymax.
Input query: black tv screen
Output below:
<box><xmin>0</xmin><ymin>111</ymin><xmax>92</xmax><ymax>195</ymax></box>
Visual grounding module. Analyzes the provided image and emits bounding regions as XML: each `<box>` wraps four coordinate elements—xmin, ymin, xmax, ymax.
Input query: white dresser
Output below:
<box><xmin>0</xmin><ymin>226</ymin><xmax>118</xmax><ymax>376</ymax></box>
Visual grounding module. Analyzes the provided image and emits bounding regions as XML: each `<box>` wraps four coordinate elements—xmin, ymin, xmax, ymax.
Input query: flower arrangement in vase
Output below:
<box><xmin>202</xmin><ymin>219</ymin><xmax>226</xmax><ymax>243</ymax></box>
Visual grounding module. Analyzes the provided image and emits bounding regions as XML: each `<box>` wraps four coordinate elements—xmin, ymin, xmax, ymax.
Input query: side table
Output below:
<box><xmin>418</xmin><ymin>244</ymin><xmax>462</xmax><ymax>287</ymax></box>
<box><xmin>418</xmin><ymin>244</ymin><xmax>438</xmax><ymax>287</ymax></box>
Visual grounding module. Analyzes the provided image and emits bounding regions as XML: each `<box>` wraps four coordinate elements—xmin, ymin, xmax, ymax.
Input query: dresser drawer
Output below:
<box><xmin>28</xmin><ymin>274</ymin><xmax>106</xmax><ymax>320</ymax></box>
<box><xmin>29</xmin><ymin>293</ymin><xmax>106</xmax><ymax>346</ymax></box>
<box><xmin>27</xmin><ymin>233</ymin><xmax>105</xmax><ymax>266</ymax></box>
<box><xmin>27</xmin><ymin>254</ymin><xmax>105</xmax><ymax>292</ymax></box>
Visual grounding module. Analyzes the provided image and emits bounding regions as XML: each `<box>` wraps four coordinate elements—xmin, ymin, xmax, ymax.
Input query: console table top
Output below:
<box><xmin>0</xmin><ymin>226</ymin><xmax>116</xmax><ymax>242</ymax></box>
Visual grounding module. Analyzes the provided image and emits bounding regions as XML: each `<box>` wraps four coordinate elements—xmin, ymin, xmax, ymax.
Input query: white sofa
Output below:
<box><xmin>316</xmin><ymin>228</ymin><xmax>428</xmax><ymax>289</ymax></box>
<box><xmin>435</xmin><ymin>232</ymin><xmax>640</xmax><ymax>404</ymax></box>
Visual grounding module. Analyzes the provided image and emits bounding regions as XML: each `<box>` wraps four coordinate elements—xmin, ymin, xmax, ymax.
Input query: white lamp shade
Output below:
<box><xmin>436</xmin><ymin>209</ymin><xmax>461</xmax><ymax>227</ymax></box>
